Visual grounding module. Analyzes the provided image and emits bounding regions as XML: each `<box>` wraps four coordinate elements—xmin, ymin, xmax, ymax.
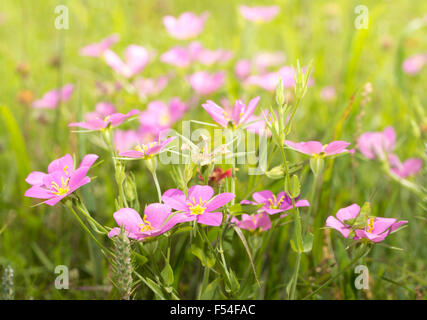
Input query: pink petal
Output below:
<box><xmin>162</xmin><ymin>188</ymin><xmax>189</xmax><ymax>211</ymax></box>
<box><xmin>188</xmin><ymin>185</ymin><xmax>214</xmax><ymax>203</ymax></box>
<box><xmin>197</xmin><ymin>211</ymin><xmax>223</xmax><ymax>226</ymax></box>
<box><xmin>336</xmin><ymin>204</ymin><xmax>361</xmax><ymax>223</ymax></box>
<box><xmin>25</xmin><ymin>171</ymin><xmax>47</xmax><ymax>186</ymax></box>
<box><xmin>205</xmin><ymin>192</ymin><xmax>235</xmax><ymax>211</ymax></box>
<box><xmin>326</xmin><ymin>216</ymin><xmax>351</xmax><ymax>238</ymax></box>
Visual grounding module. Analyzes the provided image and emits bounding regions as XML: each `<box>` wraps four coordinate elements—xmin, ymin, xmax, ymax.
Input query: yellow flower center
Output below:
<box><xmin>51</xmin><ymin>177</ymin><xmax>70</xmax><ymax>196</ymax></box>
<box><xmin>159</xmin><ymin>114</ymin><xmax>170</xmax><ymax>126</ymax></box>
<box><xmin>139</xmin><ymin>216</ymin><xmax>153</xmax><ymax>232</ymax></box>
<box><xmin>366</xmin><ymin>218</ymin><xmax>375</xmax><ymax>233</ymax></box>
<box><xmin>187</xmin><ymin>197</ymin><xmax>207</xmax><ymax>216</ymax></box>
<box><xmin>63</xmin><ymin>166</ymin><xmax>69</xmax><ymax>175</ymax></box>
<box><xmin>268</xmin><ymin>194</ymin><xmax>285</xmax><ymax>209</ymax></box>
<box><xmin>223</xmin><ymin>111</ymin><xmax>228</xmax><ymax>120</ymax></box>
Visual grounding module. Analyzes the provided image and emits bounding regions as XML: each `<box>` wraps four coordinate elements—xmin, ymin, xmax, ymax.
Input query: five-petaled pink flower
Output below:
<box><xmin>242</xmin><ymin>190</ymin><xmax>309</xmax><ymax>216</ymax></box>
<box><xmin>357</xmin><ymin>126</ymin><xmax>396</xmax><ymax>160</ymax></box>
<box><xmin>239</xmin><ymin>5</ymin><xmax>280</xmax><ymax>23</ymax></box>
<box><xmin>188</xmin><ymin>71</ymin><xmax>225</xmax><ymax>95</ymax></box>
<box><xmin>69</xmin><ymin>104</ymin><xmax>139</xmax><ymax>131</ymax></box>
<box><xmin>285</xmin><ymin>140</ymin><xmax>354</xmax><ymax>158</ymax></box>
<box><xmin>104</xmin><ymin>45</ymin><xmax>151</xmax><ymax>78</ymax></box>
<box><xmin>32</xmin><ymin>84</ymin><xmax>74</xmax><ymax>109</ymax></box>
<box><xmin>79</xmin><ymin>34</ymin><xmax>120</xmax><ymax>57</ymax></box>
<box><xmin>108</xmin><ymin>204</ymin><xmax>188</xmax><ymax>240</ymax></box>
<box><xmin>119</xmin><ymin>137</ymin><xmax>176</xmax><ymax>160</ymax></box>
<box><xmin>24</xmin><ymin>154</ymin><xmax>98</xmax><ymax>206</ymax></box>
<box><xmin>202</xmin><ymin>96</ymin><xmax>260</xmax><ymax>129</ymax></box>
<box><xmin>162</xmin><ymin>185</ymin><xmax>235</xmax><ymax>226</ymax></box>
<box><xmin>231</xmin><ymin>213</ymin><xmax>271</xmax><ymax>232</ymax></box>
<box><xmin>163</xmin><ymin>12</ymin><xmax>209</xmax><ymax>40</ymax></box>
<box><xmin>326</xmin><ymin>203</ymin><xmax>407</xmax><ymax>243</ymax></box>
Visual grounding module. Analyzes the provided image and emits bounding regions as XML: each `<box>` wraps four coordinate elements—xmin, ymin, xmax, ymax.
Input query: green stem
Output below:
<box><xmin>151</xmin><ymin>169</ymin><xmax>162</xmax><ymax>203</ymax></box>
<box><xmin>64</xmin><ymin>201</ymin><xmax>112</xmax><ymax>257</ymax></box>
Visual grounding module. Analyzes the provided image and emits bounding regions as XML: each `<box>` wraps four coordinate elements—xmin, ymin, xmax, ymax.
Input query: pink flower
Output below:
<box><xmin>235</xmin><ymin>59</ymin><xmax>252</xmax><ymax>80</ymax></box>
<box><xmin>161</xmin><ymin>42</ymin><xmax>231</xmax><ymax>67</ymax></box>
<box><xmin>79</xmin><ymin>34</ymin><xmax>120</xmax><ymax>57</ymax></box>
<box><xmin>320</xmin><ymin>86</ymin><xmax>337</xmax><ymax>101</ymax></box>
<box><xmin>162</xmin><ymin>185</ymin><xmax>235</xmax><ymax>226</ymax></box>
<box><xmin>161</xmin><ymin>46</ymin><xmax>194</xmax><ymax>67</ymax></box>
<box><xmin>133</xmin><ymin>75</ymin><xmax>170</xmax><ymax>98</ymax></box>
<box><xmin>139</xmin><ymin>98</ymin><xmax>188</xmax><ymax>136</ymax></box>
<box><xmin>108</xmin><ymin>204</ymin><xmax>188</xmax><ymax>240</ymax></box>
<box><xmin>104</xmin><ymin>45</ymin><xmax>151</xmax><ymax>78</ymax></box>
<box><xmin>326</xmin><ymin>204</ymin><xmax>408</xmax><ymax>243</ymax></box>
<box><xmin>402</xmin><ymin>53</ymin><xmax>427</xmax><ymax>75</ymax></box>
<box><xmin>163</xmin><ymin>12</ymin><xmax>209</xmax><ymax>40</ymax></box>
<box><xmin>119</xmin><ymin>137</ymin><xmax>176</xmax><ymax>160</ymax></box>
<box><xmin>69</xmin><ymin>105</ymin><xmax>139</xmax><ymax>131</ymax></box>
<box><xmin>231</xmin><ymin>213</ymin><xmax>271</xmax><ymax>232</ymax></box>
<box><xmin>197</xmin><ymin>48</ymin><xmax>232</xmax><ymax>66</ymax></box>
<box><xmin>24</xmin><ymin>154</ymin><xmax>98</xmax><ymax>206</ymax></box>
<box><xmin>245</xmin><ymin>66</ymin><xmax>312</xmax><ymax>92</ymax></box>
<box><xmin>239</xmin><ymin>5</ymin><xmax>280</xmax><ymax>23</ymax></box>
<box><xmin>242</xmin><ymin>190</ymin><xmax>309</xmax><ymax>216</ymax></box>
<box><xmin>285</xmin><ymin>140</ymin><xmax>353</xmax><ymax>157</ymax></box>
<box><xmin>388</xmin><ymin>154</ymin><xmax>422</xmax><ymax>178</ymax></box>
<box><xmin>114</xmin><ymin>129</ymin><xmax>141</xmax><ymax>153</ymax></box>
<box><xmin>253</xmin><ymin>51</ymin><xmax>285</xmax><ymax>73</ymax></box>
<box><xmin>32</xmin><ymin>84</ymin><xmax>74</xmax><ymax>109</ymax></box>
<box><xmin>358</xmin><ymin>126</ymin><xmax>396</xmax><ymax>160</ymax></box>
<box><xmin>202</xmin><ymin>96</ymin><xmax>261</xmax><ymax>129</ymax></box>
<box><xmin>188</xmin><ymin>71</ymin><xmax>225</xmax><ymax>95</ymax></box>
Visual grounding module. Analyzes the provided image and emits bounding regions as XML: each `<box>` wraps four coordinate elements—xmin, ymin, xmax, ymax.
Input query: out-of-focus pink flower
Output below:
<box><xmin>119</xmin><ymin>137</ymin><xmax>176</xmax><ymax>160</ymax></box>
<box><xmin>104</xmin><ymin>45</ymin><xmax>151</xmax><ymax>78</ymax></box>
<box><xmin>246</xmin><ymin>66</ymin><xmax>313</xmax><ymax>92</ymax></box>
<box><xmin>139</xmin><ymin>98</ymin><xmax>188</xmax><ymax>136</ymax></box>
<box><xmin>253</xmin><ymin>51</ymin><xmax>285</xmax><ymax>73</ymax></box>
<box><xmin>402</xmin><ymin>53</ymin><xmax>427</xmax><ymax>75</ymax></box>
<box><xmin>161</xmin><ymin>42</ymin><xmax>230</xmax><ymax>67</ymax></box>
<box><xmin>133</xmin><ymin>75</ymin><xmax>170</xmax><ymax>98</ymax></box>
<box><xmin>235</xmin><ymin>59</ymin><xmax>252</xmax><ymax>80</ymax></box>
<box><xmin>84</xmin><ymin>102</ymin><xmax>116</xmax><ymax>121</ymax></box>
<box><xmin>79</xmin><ymin>34</ymin><xmax>120</xmax><ymax>57</ymax></box>
<box><xmin>188</xmin><ymin>71</ymin><xmax>225</xmax><ymax>95</ymax></box>
<box><xmin>285</xmin><ymin>140</ymin><xmax>353</xmax><ymax>157</ymax></box>
<box><xmin>326</xmin><ymin>203</ymin><xmax>408</xmax><ymax>243</ymax></box>
<box><xmin>163</xmin><ymin>12</ymin><xmax>209</xmax><ymax>40</ymax></box>
<box><xmin>32</xmin><ymin>84</ymin><xmax>74</xmax><ymax>109</ymax></box>
<box><xmin>320</xmin><ymin>86</ymin><xmax>337</xmax><ymax>101</ymax></box>
<box><xmin>69</xmin><ymin>104</ymin><xmax>139</xmax><ymax>131</ymax></box>
<box><xmin>197</xmin><ymin>48</ymin><xmax>232</xmax><ymax>66</ymax></box>
<box><xmin>231</xmin><ymin>213</ymin><xmax>271</xmax><ymax>232</ymax></box>
<box><xmin>24</xmin><ymin>154</ymin><xmax>98</xmax><ymax>206</ymax></box>
<box><xmin>161</xmin><ymin>46</ymin><xmax>194</xmax><ymax>67</ymax></box>
<box><xmin>202</xmin><ymin>96</ymin><xmax>260</xmax><ymax>128</ymax></box>
<box><xmin>114</xmin><ymin>129</ymin><xmax>141</xmax><ymax>153</ymax></box>
<box><xmin>358</xmin><ymin>126</ymin><xmax>396</xmax><ymax>160</ymax></box>
<box><xmin>242</xmin><ymin>190</ymin><xmax>309</xmax><ymax>216</ymax></box>
<box><xmin>388</xmin><ymin>154</ymin><xmax>422</xmax><ymax>178</ymax></box>
<box><xmin>239</xmin><ymin>5</ymin><xmax>280</xmax><ymax>23</ymax></box>
<box><xmin>162</xmin><ymin>185</ymin><xmax>235</xmax><ymax>226</ymax></box>
<box><xmin>108</xmin><ymin>204</ymin><xmax>188</xmax><ymax>240</ymax></box>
